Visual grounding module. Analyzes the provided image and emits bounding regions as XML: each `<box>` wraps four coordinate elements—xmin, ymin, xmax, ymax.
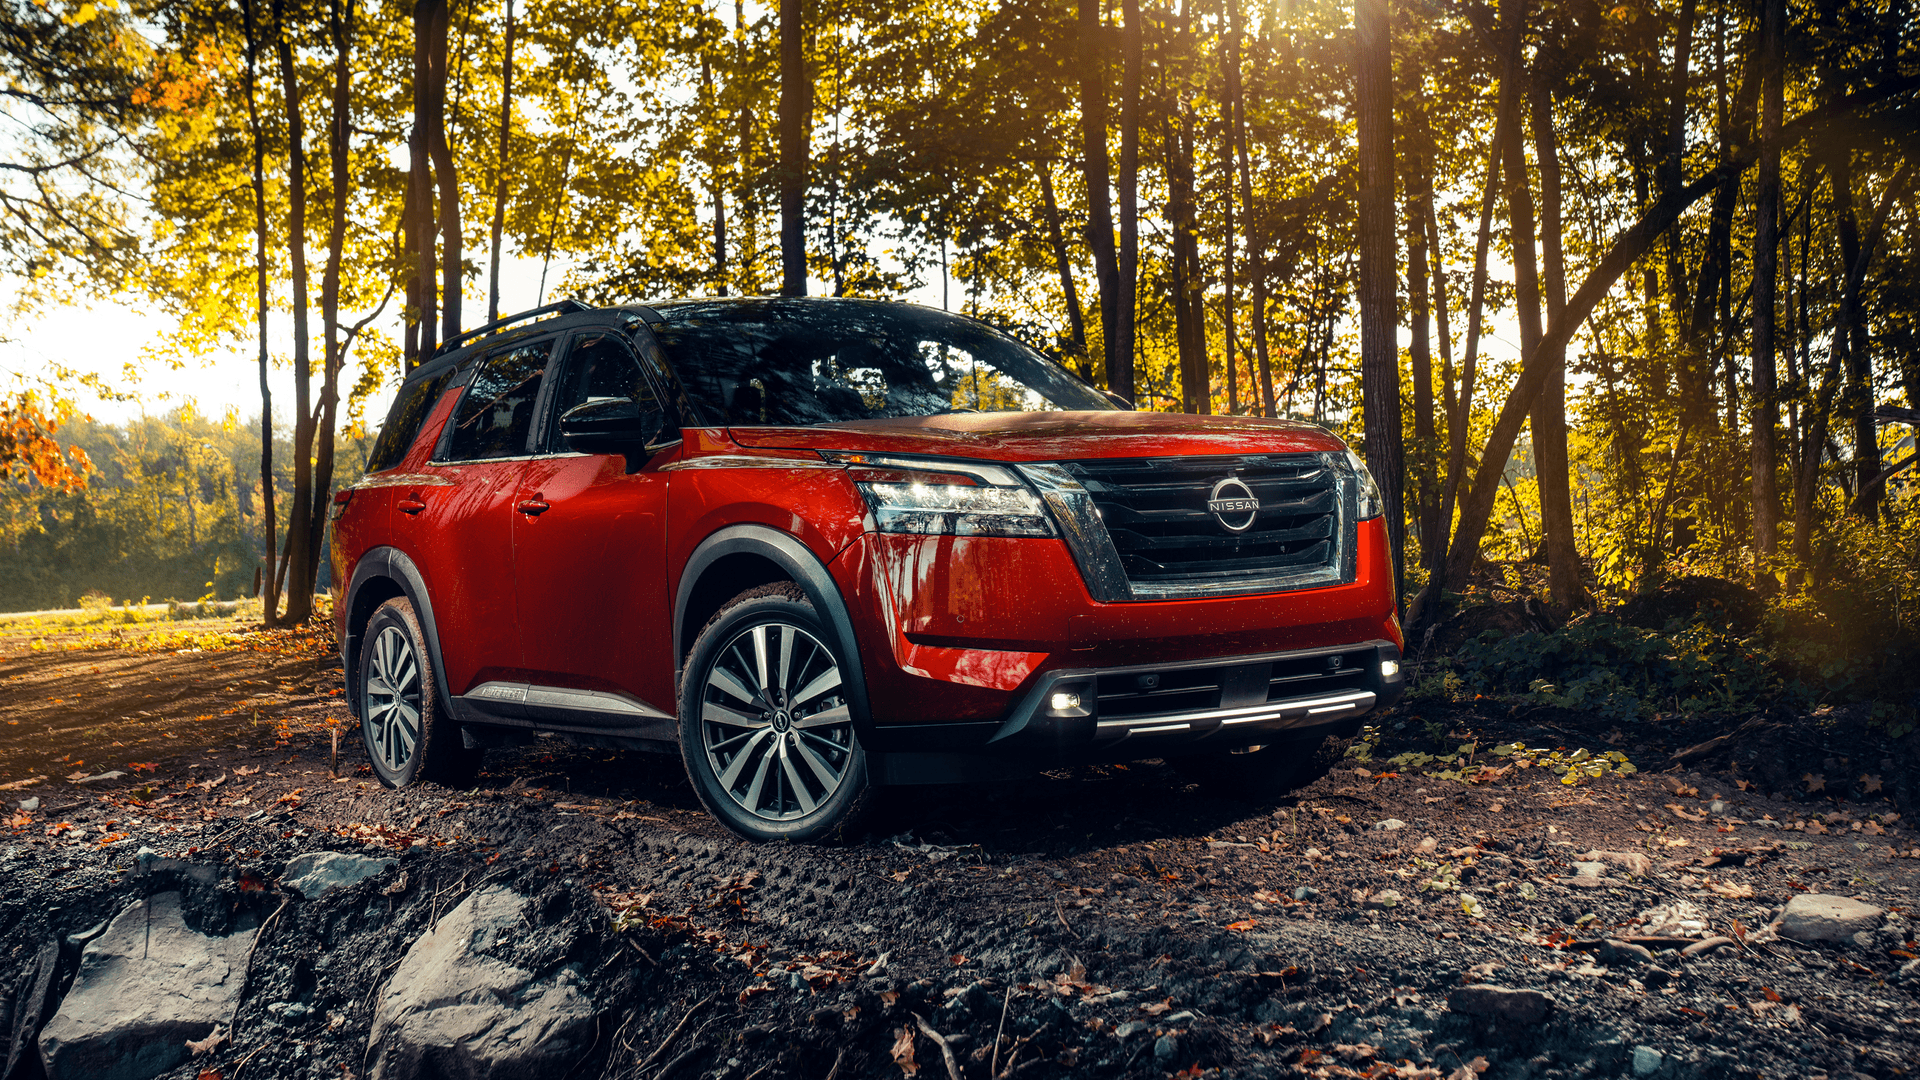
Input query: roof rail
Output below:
<box><xmin>434</xmin><ymin>298</ymin><xmax>593</xmax><ymax>358</ymax></box>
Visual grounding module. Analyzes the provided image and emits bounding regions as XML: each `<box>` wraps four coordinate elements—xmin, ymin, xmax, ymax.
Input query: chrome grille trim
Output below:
<box><xmin>1020</xmin><ymin>453</ymin><xmax>1359</xmax><ymax>602</ymax></box>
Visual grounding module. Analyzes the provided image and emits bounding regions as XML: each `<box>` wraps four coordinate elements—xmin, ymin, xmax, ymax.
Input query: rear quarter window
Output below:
<box><xmin>365</xmin><ymin>369</ymin><xmax>454</xmax><ymax>473</ymax></box>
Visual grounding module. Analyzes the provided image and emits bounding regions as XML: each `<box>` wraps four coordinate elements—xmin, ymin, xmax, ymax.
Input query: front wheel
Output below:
<box><xmin>678</xmin><ymin>584</ymin><xmax>872</xmax><ymax>841</ymax></box>
<box><xmin>1166</xmin><ymin>732</ymin><xmax>1354</xmax><ymax>803</ymax></box>
<box><xmin>359</xmin><ymin>597</ymin><xmax>481</xmax><ymax>789</ymax></box>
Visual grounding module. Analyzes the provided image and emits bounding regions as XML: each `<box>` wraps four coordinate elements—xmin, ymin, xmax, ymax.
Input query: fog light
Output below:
<box><xmin>1380</xmin><ymin>660</ymin><xmax>1400</xmax><ymax>679</ymax></box>
<box><xmin>1049</xmin><ymin>692</ymin><xmax>1081</xmax><ymax>711</ymax></box>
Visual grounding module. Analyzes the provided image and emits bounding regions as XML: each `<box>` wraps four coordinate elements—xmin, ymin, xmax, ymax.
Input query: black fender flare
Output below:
<box><xmin>342</xmin><ymin>546</ymin><xmax>459</xmax><ymax>725</ymax></box>
<box><xmin>673</xmin><ymin>525</ymin><xmax>873</xmax><ymax>741</ymax></box>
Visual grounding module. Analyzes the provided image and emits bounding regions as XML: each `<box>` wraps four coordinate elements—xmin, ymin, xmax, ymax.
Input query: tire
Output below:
<box><xmin>1167</xmin><ymin>732</ymin><xmax>1355</xmax><ymax>803</ymax></box>
<box><xmin>358</xmin><ymin>597</ymin><xmax>481</xmax><ymax>789</ymax></box>
<box><xmin>678</xmin><ymin>584</ymin><xmax>872</xmax><ymax>842</ymax></box>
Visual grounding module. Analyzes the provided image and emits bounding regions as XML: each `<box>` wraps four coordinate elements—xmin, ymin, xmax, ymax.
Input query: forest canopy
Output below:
<box><xmin>0</xmin><ymin>0</ymin><xmax>1914</xmax><ymax>717</ymax></box>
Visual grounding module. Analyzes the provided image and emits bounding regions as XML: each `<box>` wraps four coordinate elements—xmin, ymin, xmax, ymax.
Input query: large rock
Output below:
<box><xmin>1773</xmin><ymin>894</ymin><xmax>1884</xmax><ymax>943</ymax></box>
<box><xmin>37</xmin><ymin>892</ymin><xmax>257</xmax><ymax>1080</ymax></box>
<box><xmin>1447</xmin><ymin>985</ymin><xmax>1553</xmax><ymax>1024</ymax></box>
<box><xmin>368</xmin><ymin>886</ymin><xmax>597</xmax><ymax>1080</ymax></box>
<box><xmin>283</xmin><ymin>851</ymin><xmax>398</xmax><ymax>899</ymax></box>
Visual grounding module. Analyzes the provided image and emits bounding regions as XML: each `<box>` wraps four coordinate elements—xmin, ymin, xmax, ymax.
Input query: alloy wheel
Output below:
<box><xmin>699</xmin><ymin>621</ymin><xmax>854</xmax><ymax>821</ymax></box>
<box><xmin>364</xmin><ymin>625</ymin><xmax>423</xmax><ymax>775</ymax></box>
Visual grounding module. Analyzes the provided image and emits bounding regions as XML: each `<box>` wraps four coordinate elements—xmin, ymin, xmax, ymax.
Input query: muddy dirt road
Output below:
<box><xmin>2</xmin><ymin>615</ymin><xmax>1917</xmax><ymax>1080</ymax></box>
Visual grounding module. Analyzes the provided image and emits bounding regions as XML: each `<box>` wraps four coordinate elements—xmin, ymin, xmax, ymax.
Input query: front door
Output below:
<box><xmin>402</xmin><ymin>336</ymin><xmax>556</xmax><ymax>697</ymax></box>
<box><xmin>512</xmin><ymin>328</ymin><xmax>676</xmax><ymax>725</ymax></box>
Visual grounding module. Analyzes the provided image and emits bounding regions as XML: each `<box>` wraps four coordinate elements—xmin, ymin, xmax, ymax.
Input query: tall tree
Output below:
<box><xmin>1750</xmin><ymin>0</ymin><xmax>1784</xmax><ymax>564</ymax></box>
<box><xmin>274</xmin><ymin>0</ymin><xmax>316</xmax><ymax>625</ymax></box>
<box><xmin>1117</xmin><ymin>0</ymin><xmax>1142</xmax><ymax>401</ymax></box>
<box><xmin>1077</xmin><ymin>0</ymin><xmax>1124</xmax><ymax>398</ymax></box>
<box><xmin>1355</xmin><ymin>0</ymin><xmax>1401</xmax><ymax>605</ymax></box>
<box><xmin>1528</xmin><ymin>72</ymin><xmax>1585</xmax><ymax>610</ymax></box>
<box><xmin>487</xmin><ymin>0</ymin><xmax>516</xmax><ymax>323</ymax></box>
<box><xmin>240</xmin><ymin>0</ymin><xmax>278</xmax><ymax>622</ymax></box>
<box><xmin>778</xmin><ymin>0</ymin><xmax>808</xmax><ymax>295</ymax></box>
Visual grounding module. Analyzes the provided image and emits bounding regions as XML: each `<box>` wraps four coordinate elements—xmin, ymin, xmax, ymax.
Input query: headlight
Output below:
<box><xmin>825</xmin><ymin>452</ymin><xmax>1057</xmax><ymax>538</ymax></box>
<box><xmin>1346</xmin><ymin>450</ymin><xmax>1384</xmax><ymax>520</ymax></box>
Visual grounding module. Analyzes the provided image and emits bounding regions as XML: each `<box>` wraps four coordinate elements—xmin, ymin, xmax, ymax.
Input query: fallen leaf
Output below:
<box><xmin>890</xmin><ymin>1025</ymin><xmax>918</xmax><ymax>1077</ymax></box>
<box><xmin>234</xmin><ymin>766</ymin><xmax>259</xmax><ymax>776</ymax></box>
<box><xmin>1803</xmin><ymin>773</ymin><xmax>1826</xmax><ymax>794</ymax></box>
<box><xmin>1762</xmin><ymin>986</ymin><xmax>1782</xmax><ymax>1003</ymax></box>
<box><xmin>185</xmin><ymin>1027</ymin><xmax>226</xmax><ymax>1055</ymax></box>
<box><xmin>1226</xmin><ymin>919</ymin><xmax>1258</xmax><ymax>931</ymax></box>
<box><xmin>1707</xmin><ymin>881</ymin><xmax>1754</xmax><ymax>899</ymax></box>
<box><xmin>880</xmin><ymin>990</ymin><xmax>900</xmax><ymax>1007</ymax></box>
<box><xmin>1862</xmin><ymin>774</ymin><xmax>1884</xmax><ymax>793</ymax></box>
<box><xmin>1141</xmin><ymin>999</ymin><xmax>1172</xmax><ymax>1016</ymax></box>
<box><xmin>1666</xmin><ymin>804</ymin><xmax>1706</xmax><ymax>822</ymax></box>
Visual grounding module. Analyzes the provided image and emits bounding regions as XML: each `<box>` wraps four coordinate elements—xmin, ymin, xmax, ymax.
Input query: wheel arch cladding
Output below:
<box><xmin>344</xmin><ymin>547</ymin><xmax>456</xmax><ymax>724</ymax></box>
<box><xmin>675</xmin><ymin>524</ymin><xmax>873</xmax><ymax>740</ymax></box>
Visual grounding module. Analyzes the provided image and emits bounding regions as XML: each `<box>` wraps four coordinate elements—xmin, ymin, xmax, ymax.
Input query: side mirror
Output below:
<box><xmin>558</xmin><ymin>397</ymin><xmax>666</xmax><ymax>455</ymax></box>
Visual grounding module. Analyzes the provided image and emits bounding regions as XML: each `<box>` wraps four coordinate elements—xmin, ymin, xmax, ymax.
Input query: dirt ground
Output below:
<box><xmin>2</xmin><ymin>613</ymin><xmax>1918</xmax><ymax>1080</ymax></box>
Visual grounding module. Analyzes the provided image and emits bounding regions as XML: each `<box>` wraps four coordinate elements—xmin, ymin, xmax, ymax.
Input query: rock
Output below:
<box><xmin>1446</xmin><ymin>985</ymin><xmax>1553</xmax><ymax>1025</ymax></box>
<box><xmin>1571</xmin><ymin>861</ymin><xmax>1607</xmax><ymax>878</ymax></box>
<box><xmin>17</xmin><ymin>797</ymin><xmax>38</xmax><ymax>811</ymax></box>
<box><xmin>133</xmin><ymin>847</ymin><xmax>218</xmax><ymax>886</ymax></box>
<box><xmin>1632</xmin><ymin>1045</ymin><xmax>1664</xmax><ymax>1075</ymax></box>
<box><xmin>1163</xmin><ymin>1011</ymin><xmax>1195</xmax><ymax>1024</ymax></box>
<box><xmin>1601</xmin><ymin>940</ymin><xmax>1654</xmax><ymax>965</ymax></box>
<box><xmin>1580</xmin><ymin>850</ymin><xmax>1653</xmax><ymax>876</ymax></box>
<box><xmin>1641</xmin><ymin>966</ymin><xmax>1675</xmax><ymax>990</ymax></box>
<box><xmin>283</xmin><ymin>851</ymin><xmax>398</xmax><ymax>899</ymax></box>
<box><xmin>368</xmin><ymin>885</ymin><xmax>598</xmax><ymax>1080</ymax></box>
<box><xmin>1363</xmin><ymin>890</ymin><xmax>1403</xmax><ymax>910</ymax></box>
<box><xmin>1113</xmin><ymin>1021</ymin><xmax>1147</xmax><ymax>1039</ymax></box>
<box><xmin>1292</xmin><ymin>886</ymin><xmax>1319</xmax><ymax>902</ymax></box>
<box><xmin>1772</xmin><ymin>894</ymin><xmax>1885</xmax><ymax>943</ymax></box>
<box><xmin>1636</xmin><ymin>902</ymin><xmax>1711</xmax><ymax>938</ymax></box>
<box><xmin>1153</xmin><ymin>1034</ymin><xmax>1179</xmax><ymax>1065</ymax></box>
<box><xmin>37</xmin><ymin>892</ymin><xmax>258</xmax><ymax>1080</ymax></box>
<box><xmin>1372</xmin><ymin>819</ymin><xmax>1406</xmax><ymax>831</ymax></box>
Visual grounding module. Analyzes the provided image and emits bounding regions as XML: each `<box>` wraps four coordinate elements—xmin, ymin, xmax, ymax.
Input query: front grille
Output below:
<box><xmin>1063</xmin><ymin>454</ymin><xmax>1342</xmax><ymax>588</ymax></box>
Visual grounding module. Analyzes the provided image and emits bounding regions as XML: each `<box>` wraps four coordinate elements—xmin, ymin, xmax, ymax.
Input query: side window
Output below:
<box><xmin>365</xmin><ymin>368</ymin><xmax>453</xmax><ymax>472</ymax></box>
<box><xmin>442</xmin><ymin>339</ymin><xmax>554</xmax><ymax>461</ymax></box>
<box><xmin>543</xmin><ymin>331</ymin><xmax>663</xmax><ymax>450</ymax></box>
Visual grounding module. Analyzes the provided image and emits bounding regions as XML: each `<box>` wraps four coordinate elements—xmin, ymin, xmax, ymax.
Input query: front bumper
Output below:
<box><xmin>865</xmin><ymin>639</ymin><xmax>1403</xmax><ymax>784</ymax></box>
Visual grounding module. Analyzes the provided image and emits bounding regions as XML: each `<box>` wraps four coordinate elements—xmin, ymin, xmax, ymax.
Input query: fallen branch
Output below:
<box><xmin>1054</xmin><ymin>894</ymin><xmax>1080</xmax><ymax>939</ymax></box>
<box><xmin>990</xmin><ymin>985</ymin><xmax>1012</xmax><ymax>1078</ymax></box>
<box><xmin>912</xmin><ymin>1012</ymin><xmax>964</xmax><ymax>1080</ymax></box>
<box><xmin>635</xmin><ymin>994</ymin><xmax>716</xmax><ymax>1076</ymax></box>
<box><xmin>1668</xmin><ymin>717</ymin><xmax>1768</xmax><ymax>768</ymax></box>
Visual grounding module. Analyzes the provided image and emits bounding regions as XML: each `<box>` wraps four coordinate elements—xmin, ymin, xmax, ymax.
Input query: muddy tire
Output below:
<box><xmin>358</xmin><ymin>597</ymin><xmax>480</xmax><ymax>789</ymax></box>
<box><xmin>679</xmin><ymin>584</ymin><xmax>872</xmax><ymax>842</ymax></box>
<box><xmin>1167</xmin><ymin>732</ymin><xmax>1354</xmax><ymax>803</ymax></box>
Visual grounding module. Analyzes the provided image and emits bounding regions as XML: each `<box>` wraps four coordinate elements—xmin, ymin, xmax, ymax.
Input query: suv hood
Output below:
<box><xmin>727</xmin><ymin>411</ymin><xmax>1349</xmax><ymax>462</ymax></box>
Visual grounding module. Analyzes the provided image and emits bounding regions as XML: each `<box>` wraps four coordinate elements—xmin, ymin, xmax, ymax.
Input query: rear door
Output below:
<box><xmin>398</xmin><ymin>336</ymin><xmax>557</xmax><ymax>698</ymax></box>
<box><xmin>511</xmin><ymin>327</ymin><xmax>677</xmax><ymax>727</ymax></box>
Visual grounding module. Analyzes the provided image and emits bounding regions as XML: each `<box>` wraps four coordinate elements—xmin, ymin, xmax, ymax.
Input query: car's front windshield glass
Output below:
<box><xmin>648</xmin><ymin>300</ymin><xmax>1114</xmax><ymax>426</ymax></box>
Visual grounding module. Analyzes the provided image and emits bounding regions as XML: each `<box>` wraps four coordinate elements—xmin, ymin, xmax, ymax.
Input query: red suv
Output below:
<box><xmin>331</xmin><ymin>298</ymin><xmax>1403</xmax><ymax>840</ymax></box>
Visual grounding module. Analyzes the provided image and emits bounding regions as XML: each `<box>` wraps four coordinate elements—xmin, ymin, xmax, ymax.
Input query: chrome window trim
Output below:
<box><xmin>1018</xmin><ymin>453</ymin><xmax>1359</xmax><ymax>603</ymax></box>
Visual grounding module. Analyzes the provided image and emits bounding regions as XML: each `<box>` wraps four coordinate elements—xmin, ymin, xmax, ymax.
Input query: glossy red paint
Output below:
<box><xmin>732</xmin><ymin>410</ymin><xmax>1350</xmax><ymax>461</ymax></box>
<box><xmin>512</xmin><ymin>447</ymin><xmax>676</xmax><ymax>711</ymax></box>
<box><xmin>830</xmin><ymin>516</ymin><xmax>1399</xmax><ymax>727</ymax></box>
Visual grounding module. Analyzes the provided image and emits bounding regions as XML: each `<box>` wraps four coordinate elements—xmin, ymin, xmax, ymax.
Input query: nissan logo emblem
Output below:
<box><xmin>1207</xmin><ymin>476</ymin><xmax>1261</xmax><ymax>533</ymax></box>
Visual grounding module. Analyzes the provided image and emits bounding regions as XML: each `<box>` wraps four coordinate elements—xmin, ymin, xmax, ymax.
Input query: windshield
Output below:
<box><xmin>648</xmin><ymin>299</ymin><xmax>1114</xmax><ymax>426</ymax></box>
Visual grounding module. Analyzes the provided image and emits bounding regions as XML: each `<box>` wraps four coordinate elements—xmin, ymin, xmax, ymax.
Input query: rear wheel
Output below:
<box><xmin>679</xmin><ymin>584</ymin><xmax>872</xmax><ymax>842</ymax></box>
<box><xmin>359</xmin><ymin>597</ymin><xmax>481</xmax><ymax>789</ymax></box>
<box><xmin>1167</xmin><ymin>732</ymin><xmax>1354</xmax><ymax>803</ymax></box>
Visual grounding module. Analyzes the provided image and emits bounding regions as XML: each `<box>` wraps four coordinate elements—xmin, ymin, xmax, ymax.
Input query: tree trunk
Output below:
<box><xmin>709</xmin><ymin>53</ymin><xmax>728</xmax><ymax>296</ymax></box>
<box><xmin>240</xmin><ymin>0</ymin><xmax>278</xmax><ymax>622</ymax></box>
<box><xmin>778</xmin><ymin>0</ymin><xmax>808</xmax><ymax>296</ymax></box>
<box><xmin>1406</xmin><ymin>103</ymin><xmax>1439</xmax><ymax>578</ymax></box>
<box><xmin>275</xmin><ymin>0</ymin><xmax>314</xmax><ymax>626</ymax></box>
<box><xmin>425</xmin><ymin>0</ymin><xmax>459</xmax><ymax>341</ymax></box>
<box><xmin>308</xmin><ymin>0</ymin><xmax>354</xmax><ymax>606</ymax></box>
<box><xmin>1228</xmin><ymin>0</ymin><xmax>1271</xmax><ymax>417</ymax></box>
<box><xmin>1833</xmin><ymin>151</ymin><xmax>1880</xmax><ymax>520</ymax></box>
<box><xmin>1039</xmin><ymin>165</ymin><xmax>1092</xmax><ymax>379</ymax></box>
<box><xmin>1077</xmin><ymin>0</ymin><xmax>1121</xmax><ymax>397</ymax></box>
<box><xmin>408</xmin><ymin>0</ymin><xmax>436</xmax><ymax>358</ymax></box>
<box><xmin>1528</xmin><ymin>74</ymin><xmax>1586</xmax><ymax>610</ymax></box>
<box><xmin>1435</xmin><ymin>1</ymin><xmax>1523</xmax><ymax>583</ymax></box>
<box><xmin>1355</xmin><ymin>0</ymin><xmax>1401</xmax><ymax>607</ymax></box>
<box><xmin>486</xmin><ymin>0</ymin><xmax>515</xmax><ymax>323</ymax></box>
<box><xmin>1116</xmin><ymin>0</ymin><xmax>1142</xmax><ymax>401</ymax></box>
<box><xmin>1750</xmin><ymin>0</ymin><xmax>1783</xmax><ymax>564</ymax></box>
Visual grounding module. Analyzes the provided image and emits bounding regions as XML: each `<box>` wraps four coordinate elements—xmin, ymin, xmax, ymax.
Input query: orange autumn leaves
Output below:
<box><xmin>1</xmin><ymin>392</ymin><xmax>90</xmax><ymax>493</ymax></box>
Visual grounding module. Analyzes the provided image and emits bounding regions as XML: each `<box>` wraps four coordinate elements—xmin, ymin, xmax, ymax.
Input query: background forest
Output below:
<box><xmin>0</xmin><ymin>0</ymin><xmax>1916</xmax><ymax>716</ymax></box>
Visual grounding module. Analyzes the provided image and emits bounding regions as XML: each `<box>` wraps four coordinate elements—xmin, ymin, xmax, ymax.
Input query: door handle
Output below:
<box><xmin>516</xmin><ymin>499</ymin><xmax>550</xmax><ymax>516</ymax></box>
<box><xmin>398</xmin><ymin>495</ymin><xmax>427</xmax><ymax>515</ymax></box>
